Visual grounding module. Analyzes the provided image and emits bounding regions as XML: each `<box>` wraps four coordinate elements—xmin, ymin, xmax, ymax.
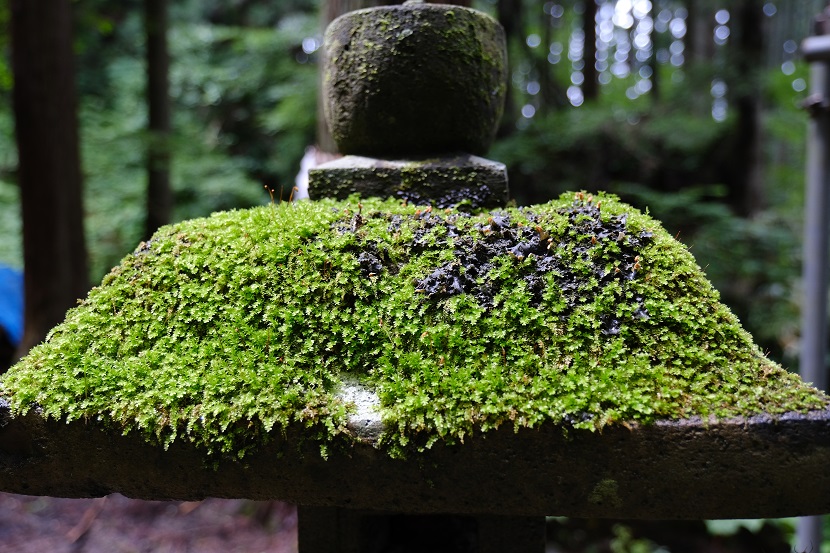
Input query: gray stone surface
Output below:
<box><xmin>308</xmin><ymin>154</ymin><xmax>508</xmax><ymax>209</ymax></box>
<box><xmin>3</xmin><ymin>400</ymin><xmax>830</xmax><ymax>519</ymax></box>
<box><xmin>323</xmin><ymin>3</ymin><xmax>507</xmax><ymax>157</ymax></box>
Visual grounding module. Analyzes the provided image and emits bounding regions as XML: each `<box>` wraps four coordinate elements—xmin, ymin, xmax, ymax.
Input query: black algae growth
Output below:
<box><xmin>337</xmin><ymin>195</ymin><xmax>653</xmax><ymax>339</ymax></box>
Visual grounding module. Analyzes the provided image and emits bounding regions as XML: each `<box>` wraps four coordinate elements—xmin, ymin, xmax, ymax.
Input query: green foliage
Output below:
<box><xmin>174</xmin><ymin>0</ymin><xmax>317</xmax><ymax>28</ymax></box>
<box><xmin>610</xmin><ymin>524</ymin><xmax>669</xmax><ymax>553</ymax></box>
<box><xmin>0</xmin><ymin>0</ymin><xmax>320</xmax><ymax>285</ymax></box>
<box><xmin>0</xmin><ymin>1</ymin><xmax>10</xmax><ymax>94</ymax></box>
<box><xmin>2</xmin><ymin>194</ymin><xmax>825</xmax><ymax>459</ymax></box>
<box><xmin>80</xmin><ymin>59</ymin><xmax>148</xmax><ymax>280</ymax></box>
<box><xmin>609</xmin><ymin>158</ymin><xmax>804</xmax><ymax>366</ymax></box>
<box><xmin>490</xmin><ymin>61</ymin><xmax>814</xmax><ymax>367</ymax></box>
<box><xmin>80</xmin><ymin>53</ymin><xmax>267</xmax><ymax>280</ymax></box>
<box><xmin>171</xmin><ymin>16</ymin><xmax>319</xmax><ymax>193</ymax></box>
<box><xmin>34</xmin><ymin>4</ymin><xmax>318</xmax><ymax>281</ymax></box>
<box><xmin>705</xmin><ymin>519</ymin><xmax>767</xmax><ymax>536</ymax></box>
<box><xmin>0</xmin><ymin>106</ymin><xmax>19</xmax><ymax>269</ymax></box>
<box><xmin>0</xmin><ymin>179</ymin><xmax>20</xmax><ymax>270</ymax></box>
<box><xmin>490</xmin><ymin>102</ymin><xmax>729</xmax><ymax>204</ymax></box>
<box><xmin>764</xmin><ymin>60</ymin><xmax>810</xmax><ymax>216</ymax></box>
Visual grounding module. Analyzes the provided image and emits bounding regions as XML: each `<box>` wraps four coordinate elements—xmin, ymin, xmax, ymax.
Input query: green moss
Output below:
<box><xmin>589</xmin><ymin>478</ymin><xmax>622</xmax><ymax>508</ymax></box>
<box><xmin>2</xmin><ymin>193</ymin><xmax>827</xmax><ymax>459</ymax></box>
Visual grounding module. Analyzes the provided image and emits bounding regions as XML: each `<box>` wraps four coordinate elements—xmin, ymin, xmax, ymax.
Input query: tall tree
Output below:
<box><xmin>729</xmin><ymin>0</ymin><xmax>765</xmax><ymax>217</ymax></box>
<box><xmin>646</xmin><ymin>1</ymin><xmax>659</xmax><ymax>101</ymax></box>
<box><xmin>496</xmin><ymin>0</ymin><xmax>523</xmax><ymax>134</ymax></box>
<box><xmin>10</xmin><ymin>0</ymin><xmax>89</xmax><ymax>360</ymax></box>
<box><xmin>582</xmin><ymin>0</ymin><xmax>598</xmax><ymax>101</ymax></box>
<box><xmin>685</xmin><ymin>0</ymin><xmax>716</xmax><ymax>66</ymax></box>
<box><xmin>684</xmin><ymin>0</ymin><xmax>716</xmax><ymax>115</ymax></box>
<box><xmin>144</xmin><ymin>0</ymin><xmax>173</xmax><ymax>239</ymax></box>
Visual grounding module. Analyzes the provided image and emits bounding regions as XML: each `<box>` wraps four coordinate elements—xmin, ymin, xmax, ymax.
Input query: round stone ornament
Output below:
<box><xmin>323</xmin><ymin>1</ymin><xmax>507</xmax><ymax>157</ymax></box>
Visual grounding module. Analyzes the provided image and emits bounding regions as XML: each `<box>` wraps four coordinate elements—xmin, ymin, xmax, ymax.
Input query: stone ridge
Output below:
<box><xmin>1</xmin><ymin>193</ymin><xmax>827</xmax><ymax>459</ymax></box>
<box><xmin>308</xmin><ymin>155</ymin><xmax>509</xmax><ymax>210</ymax></box>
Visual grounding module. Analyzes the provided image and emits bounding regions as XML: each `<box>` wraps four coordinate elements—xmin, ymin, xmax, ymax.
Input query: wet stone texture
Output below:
<box><xmin>4</xmin><ymin>400</ymin><xmax>830</xmax><ymax>520</ymax></box>
<box><xmin>323</xmin><ymin>3</ymin><xmax>507</xmax><ymax>157</ymax></box>
<box><xmin>308</xmin><ymin>155</ymin><xmax>509</xmax><ymax>211</ymax></box>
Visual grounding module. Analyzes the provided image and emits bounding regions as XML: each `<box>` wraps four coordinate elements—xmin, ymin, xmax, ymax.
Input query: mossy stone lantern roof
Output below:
<box><xmin>2</xmin><ymin>0</ymin><xmax>830</xmax><ymax>533</ymax></box>
<box><xmin>2</xmin><ymin>194</ymin><xmax>830</xmax><ymax>519</ymax></box>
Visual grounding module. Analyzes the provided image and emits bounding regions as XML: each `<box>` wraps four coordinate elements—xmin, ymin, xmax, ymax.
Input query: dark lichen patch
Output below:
<box><xmin>1</xmin><ymin>193</ymin><xmax>827</xmax><ymax>460</ymax></box>
<box><xmin>339</xmin><ymin>196</ymin><xmax>651</xmax><ymax>336</ymax></box>
<box><xmin>550</xmin><ymin>197</ymin><xmax>653</xmax><ymax>334</ymax></box>
<box><xmin>395</xmin><ymin>183</ymin><xmax>497</xmax><ymax>211</ymax></box>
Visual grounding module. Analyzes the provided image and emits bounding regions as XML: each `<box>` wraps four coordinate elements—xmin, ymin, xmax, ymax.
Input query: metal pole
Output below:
<box><xmin>798</xmin><ymin>10</ymin><xmax>830</xmax><ymax>551</ymax></box>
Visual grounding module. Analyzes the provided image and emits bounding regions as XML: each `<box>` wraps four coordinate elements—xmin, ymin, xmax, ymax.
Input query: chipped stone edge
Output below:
<box><xmin>337</xmin><ymin>376</ymin><xmax>384</xmax><ymax>442</ymax></box>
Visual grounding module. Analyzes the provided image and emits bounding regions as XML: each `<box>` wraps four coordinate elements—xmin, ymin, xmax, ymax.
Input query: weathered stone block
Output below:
<box><xmin>308</xmin><ymin>154</ymin><xmax>508</xmax><ymax>209</ymax></box>
<box><xmin>323</xmin><ymin>3</ymin><xmax>507</xmax><ymax>157</ymax></box>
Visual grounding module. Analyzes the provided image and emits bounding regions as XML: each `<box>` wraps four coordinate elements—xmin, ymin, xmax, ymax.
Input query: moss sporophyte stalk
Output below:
<box><xmin>2</xmin><ymin>192</ymin><xmax>827</xmax><ymax>458</ymax></box>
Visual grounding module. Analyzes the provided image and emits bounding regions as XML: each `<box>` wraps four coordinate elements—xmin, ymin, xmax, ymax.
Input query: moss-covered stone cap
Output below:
<box><xmin>323</xmin><ymin>2</ymin><xmax>507</xmax><ymax>157</ymax></box>
<box><xmin>1</xmin><ymin>193</ymin><xmax>827</xmax><ymax>461</ymax></box>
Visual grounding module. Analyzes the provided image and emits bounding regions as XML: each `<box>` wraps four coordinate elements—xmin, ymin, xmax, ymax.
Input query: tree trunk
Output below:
<box><xmin>10</xmin><ymin>0</ymin><xmax>89</xmax><ymax>360</ymax></box>
<box><xmin>684</xmin><ymin>0</ymin><xmax>715</xmax><ymax>115</ymax></box>
<box><xmin>496</xmin><ymin>0</ymin><xmax>523</xmax><ymax>135</ymax></box>
<box><xmin>582</xmin><ymin>0</ymin><xmax>598</xmax><ymax>101</ymax></box>
<box><xmin>537</xmin><ymin>4</ymin><xmax>553</xmax><ymax>114</ymax></box>
<box><xmin>647</xmin><ymin>2</ymin><xmax>659</xmax><ymax>101</ymax></box>
<box><xmin>730</xmin><ymin>0</ymin><xmax>765</xmax><ymax>217</ymax></box>
<box><xmin>685</xmin><ymin>0</ymin><xmax>715</xmax><ymax>66</ymax></box>
<box><xmin>144</xmin><ymin>0</ymin><xmax>173</xmax><ymax>239</ymax></box>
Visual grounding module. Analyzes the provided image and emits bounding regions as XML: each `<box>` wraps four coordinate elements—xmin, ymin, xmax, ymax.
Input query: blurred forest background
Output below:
<box><xmin>1</xmin><ymin>0</ymin><xmax>829</xmax><ymax>550</ymax></box>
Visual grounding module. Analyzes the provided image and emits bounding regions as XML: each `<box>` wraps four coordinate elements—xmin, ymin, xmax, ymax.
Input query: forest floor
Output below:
<box><xmin>0</xmin><ymin>492</ymin><xmax>798</xmax><ymax>553</ymax></box>
<box><xmin>0</xmin><ymin>493</ymin><xmax>298</xmax><ymax>553</ymax></box>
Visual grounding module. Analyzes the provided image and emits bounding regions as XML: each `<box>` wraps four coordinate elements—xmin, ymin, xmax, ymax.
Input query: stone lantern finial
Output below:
<box><xmin>309</xmin><ymin>1</ymin><xmax>510</xmax><ymax>209</ymax></box>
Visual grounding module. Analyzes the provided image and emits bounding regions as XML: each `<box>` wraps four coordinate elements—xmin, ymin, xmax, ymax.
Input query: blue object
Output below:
<box><xmin>0</xmin><ymin>266</ymin><xmax>23</xmax><ymax>346</ymax></box>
